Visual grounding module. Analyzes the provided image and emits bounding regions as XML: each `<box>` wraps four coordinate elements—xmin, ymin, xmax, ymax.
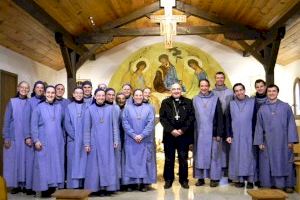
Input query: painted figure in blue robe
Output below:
<box><xmin>2</xmin><ymin>81</ymin><xmax>31</xmax><ymax>194</ymax></box>
<box><xmin>122</xmin><ymin>89</ymin><xmax>156</xmax><ymax>192</ymax></box>
<box><xmin>193</xmin><ymin>79</ymin><xmax>223</xmax><ymax>187</ymax></box>
<box><xmin>82</xmin><ymin>80</ymin><xmax>93</xmax><ymax>104</ymax></box>
<box><xmin>84</xmin><ymin>89</ymin><xmax>120</xmax><ymax>195</ymax></box>
<box><xmin>25</xmin><ymin>80</ymin><xmax>45</xmax><ymax>195</ymax></box>
<box><xmin>254</xmin><ymin>84</ymin><xmax>299</xmax><ymax>193</ymax></box>
<box><xmin>252</xmin><ymin>79</ymin><xmax>267</xmax><ymax>187</ymax></box>
<box><xmin>225</xmin><ymin>83</ymin><xmax>256</xmax><ymax>189</ymax></box>
<box><xmin>188</xmin><ymin>59</ymin><xmax>207</xmax><ymax>81</ymax></box>
<box><xmin>212</xmin><ymin>72</ymin><xmax>233</xmax><ymax>177</ymax></box>
<box><xmin>55</xmin><ymin>84</ymin><xmax>71</xmax><ymax>108</ymax></box>
<box><xmin>64</xmin><ymin>87</ymin><xmax>88</xmax><ymax>189</ymax></box>
<box><xmin>31</xmin><ymin>86</ymin><xmax>65</xmax><ymax>197</ymax></box>
<box><xmin>153</xmin><ymin>54</ymin><xmax>179</xmax><ymax>93</ymax></box>
<box><xmin>122</xmin><ymin>83</ymin><xmax>133</xmax><ymax>105</ymax></box>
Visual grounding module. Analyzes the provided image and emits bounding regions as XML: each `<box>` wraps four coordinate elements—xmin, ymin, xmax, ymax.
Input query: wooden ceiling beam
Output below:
<box><xmin>12</xmin><ymin>0</ymin><xmax>88</xmax><ymax>55</ymax></box>
<box><xmin>76</xmin><ymin>26</ymin><xmax>260</xmax><ymax>44</ymax></box>
<box><xmin>270</xmin><ymin>1</ymin><xmax>300</xmax><ymax>31</ymax></box>
<box><xmin>175</xmin><ymin>0</ymin><xmax>262</xmax><ymax>36</ymax></box>
<box><xmin>99</xmin><ymin>1</ymin><xmax>160</xmax><ymax>30</ymax></box>
<box><xmin>75</xmin><ymin>44</ymin><xmax>102</xmax><ymax>70</ymax></box>
<box><xmin>237</xmin><ymin>41</ymin><xmax>265</xmax><ymax>65</ymax></box>
<box><xmin>243</xmin><ymin>2</ymin><xmax>300</xmax><ymax>57</ymax></box>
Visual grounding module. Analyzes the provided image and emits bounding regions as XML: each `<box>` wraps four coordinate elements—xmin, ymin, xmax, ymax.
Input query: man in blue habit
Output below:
<box><xmin>193</xmin><ymin>79</ymin><xmax>223</xmax><ymax>187</ymax></box>
<box><xmin>122</xmin><ymin>89</ymin><xmax>156</xmax><ymax>192</ymax></box>
<box><xmin>225</xmin><ymin>83</ymin><xmax>256</xmax><ymax>188</ymax></box>
<box><xmin>3</xmin><ymin>81</ymin><xmax>31</xmax><ymax>194</ymax></box>
<box><xmin>254</xmin><ymin>84</ymin><xmax>299</xmax><ymax>193</ymax></box>
<box><xmin>84</xmin><ymin>89</ymin><xmax>119</xmax><ymax>196</ymax></box>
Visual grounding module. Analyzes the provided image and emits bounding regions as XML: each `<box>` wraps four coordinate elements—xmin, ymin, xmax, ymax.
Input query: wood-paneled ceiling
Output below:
<box><xmin>0</xmin><ymin>0</ymin><xmax>299</xmax><ymax>70</ymax></box>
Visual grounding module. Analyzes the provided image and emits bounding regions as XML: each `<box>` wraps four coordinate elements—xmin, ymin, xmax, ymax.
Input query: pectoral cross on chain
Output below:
<box><xmin>175</xmin><ymin>114</ymin><xmax>180</xmax><ymax>120</ymax></box>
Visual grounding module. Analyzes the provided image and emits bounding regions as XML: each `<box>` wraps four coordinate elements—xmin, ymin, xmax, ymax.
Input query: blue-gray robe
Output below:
<box><xmin>64</xmin><ymin>101</ymin><xmax>88</xmax><ymax>188</ymax></box>
<box><xmin>25</xmin><ymin>96</ymin><xmax>43</xmax><ymax>190</ymax></box>
<box><xmin>193</xmin><ymin>92</ymin><xmax>223</xmax><ymax>180</ymax></box>
<box><xmin>213</xmin><ymin>86</ymin><xmax>233</xmax><ymax>170</ymax></box>
<box><xmin>31</xmin><ymin>102</ymin><xmax>65</xmax><ymax>191</ymax></box>
<box><xmin>226</xmin><ymin>97</ymin><xmax>256</xmax><ymax>182</ymax></box>
<box><xmin>254</xmin><ymin>99</ymin><xmax>299</xmax><ymax>188</ymax></box>
<box><xmin>83</xmin><ymin>96</ymin><xmax>93</xmax><ymax>105</ymax></box>
<box><xmin>3</xmin><ymin>97</ymin><xmax>31</xmax><ymax>188</ymax></box>
<box><xmin>83</xmin><ymin>103</ymin><xmax>120</xmax><ymax>192</ymax></box>
<box><xmin>56</xmin><ymin>98</ymin><xmax>70</xmax><ymax>109</ymax></box>
<box><xmin>122</xmin><ymin>103</ymin><xmax>156</xmax><ymax>184</ymax></box>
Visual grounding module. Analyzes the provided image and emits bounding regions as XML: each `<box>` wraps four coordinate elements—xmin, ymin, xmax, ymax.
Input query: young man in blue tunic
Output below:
<box><xmin>31</xmin><ymin>86</ymin><xmax>65</xmax><ymax>197</ymax></box>
<box><xmin>193</xmin><ymin>79</ymin><xmax>223</xmax><ymax>187</ymax></box>
<box><xmin>212</xmin><ymin>72</ymin><xmax>233</xmax><ymax>180</ymax></box>
<box><xmin>84</xmin><ymin>89</ymin><xmax>120</xmax><ymax>196</ymax></box>
<box><xmin>226</xmin><ymin>83</ymin><xmax>256</xmax><ymax>188</ymax></box>
<box><xmin>253</xmin><ymin>79</ymin><xmax>267</xmax><ymax>187</ymax></box>
<box><xmin>55</xmin><ymin>84</ymin><xmax>70</xmax><ymax>108</ymax></box>
<box><xmin>122</xmin><ymin>83</ymin><xmax>133</xmax><ymax>105</ymax></box>
<box><xmin>122</xmin><ymin>89</ymin><xmax>156</xmax><ymax>192</ymax></box>
<box><xmin>64</xmin><ymin>87</ymin><xmax>88</xmax><ymax>189</ymax></box>
<box><xmin>82</xmin><ymin>81</ymin><xmax>93</xmax><ymax>104</ymax></box>
<box><xmin>3</xmin><ymin>81</ymin><xmax>31</xmax><ymax>194</ymax></box>
<box><xmin>24</xmin><ymin>81</ymin><xmax>45</xmax><ymax>195</ymax></box>
<box><xmin>254</xmin><ymin>84</ymin><xmax>299</xmax><ymax>193</ymax></box>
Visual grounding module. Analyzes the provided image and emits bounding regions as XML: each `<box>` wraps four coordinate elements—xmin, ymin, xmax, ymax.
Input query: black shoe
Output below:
<box><xmin>139</xmin><ymin>184</ymin><xmax>147</xmax><ymax>192</ymax></box>
<box><xmin>284</xmin><ymin>187</ymin><xmax>294</xmax><ymax>193</ymax></box>
<box><xmin>180</xmin><ymin>181</ymin><xmax>189</xmax><ymax>189</ymax></box>
<box><xmin>41</xmin><ymin>190</ymin><xmax>51</xmax><ymax>198</ymax></box>
<box><xmin>195</xmin><ymin>179</ymin><xmax>205</xmax><ymax>186</ymax></box>
<box><xmin>255</xmin><ymin>181</ymin><xmax>261</xmax><ymax>188</ymax></box>
<box><xmin>210</xmin><ymin>180</ymin><xmax>219</xmax><ymax>187</ymax></box>
<box><xmin>25</xmin><ymin>189</ymin><xmax>36</xmax><ymax>195</ymax></box>
<box><xmin>164</xmin><ymin>181</ymin><xmax>173</xmax><ymax>189</ymax></box>
<box><xmin>247</xmin><ymin>182</ymin><xmax>254</xmax><ymax>189</ymax></box>
<box><xmin>235</xmin><ymin>182</ymin><xmax>245</xmax><ymax>188</ymax></box>
<box><xmin>10</xmin><ymin>187</ymin><xmax>21</xmax><ymax>194</ymax></box>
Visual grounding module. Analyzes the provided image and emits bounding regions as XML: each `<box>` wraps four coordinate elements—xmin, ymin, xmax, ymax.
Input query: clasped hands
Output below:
<box><xmin>134</xmin><ymin>135</ymin><xmax>143</xmax><ymax>143</ymax></box>
<box><xmin>171</xmin><ymin>129</ymin><xmax>183</xmax><ymax>137</ymax></box>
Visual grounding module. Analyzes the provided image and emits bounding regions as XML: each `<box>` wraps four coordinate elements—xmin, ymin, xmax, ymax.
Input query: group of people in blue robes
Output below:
<box><xmin>2</xmin><ymin>80</ymin><xmax>157</xmax><ymax>197</ymax></box>
<box><xmin>159</xmin><ymin>72</ymin><xmax>298</xmax><ymax>193</ymax></box>
<box><xmin>2</xmin><ymin>71</ymin><xmax>299</xmax><ymax>197</ymax></box>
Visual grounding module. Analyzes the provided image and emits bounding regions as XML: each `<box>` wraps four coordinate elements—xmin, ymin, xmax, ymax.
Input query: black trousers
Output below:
<box><xmin>163</xmin><ymin>138</ymin><xmax>189</xmax><ymax>183</ymax></box>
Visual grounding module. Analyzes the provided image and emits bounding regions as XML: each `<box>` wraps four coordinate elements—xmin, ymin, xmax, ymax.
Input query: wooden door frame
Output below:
<box><xmin>0</xmin><ymin>70</ymin><xmax>18</xmax><ymax>176</ymax></box>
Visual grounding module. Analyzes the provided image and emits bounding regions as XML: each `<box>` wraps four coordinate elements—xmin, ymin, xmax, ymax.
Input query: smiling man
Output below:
<box><xmin>159</xmin><ymin>83</ymin><xmax>195</xmax><ymax>189</ymax></box>
<box><xmin>254</xmin><ymin>84</ymin><xmax>299</xmax><ymax>193</ymax></box>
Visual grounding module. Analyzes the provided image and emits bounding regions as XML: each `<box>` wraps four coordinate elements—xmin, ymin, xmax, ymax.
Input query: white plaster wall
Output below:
<box><xmin>275</xmin><ymin>60</ymin><xmax>300</xmax><ymax>106</ymax></box>
<box><xmin>78</xmin><ymin>36</ymin><xmax>265</xmax><ymax>96</ymax></box>
<box><xmin>0</xmin><ymin>45</ymin><xmax>68</xmax><ymax>97</ymax></box>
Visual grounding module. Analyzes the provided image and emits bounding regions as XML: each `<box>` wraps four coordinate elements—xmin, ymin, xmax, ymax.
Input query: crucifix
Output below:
<box><xmin>150</xmin><ymin>0</ymin><xmax>186</xmax><ymax>49</ymax></box>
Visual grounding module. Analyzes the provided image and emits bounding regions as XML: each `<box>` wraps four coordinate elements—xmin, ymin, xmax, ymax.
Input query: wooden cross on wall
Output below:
<box><xmin>150</xmin><ymin>0</ymin><xmax>186</xmax><ymax>48</ymax></box>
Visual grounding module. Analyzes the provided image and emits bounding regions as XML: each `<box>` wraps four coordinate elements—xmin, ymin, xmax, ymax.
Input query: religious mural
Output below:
<box><xmin>109</xmin><ymin>42</ymin><xmax>231</xmax><ymax>113</ymax></box>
